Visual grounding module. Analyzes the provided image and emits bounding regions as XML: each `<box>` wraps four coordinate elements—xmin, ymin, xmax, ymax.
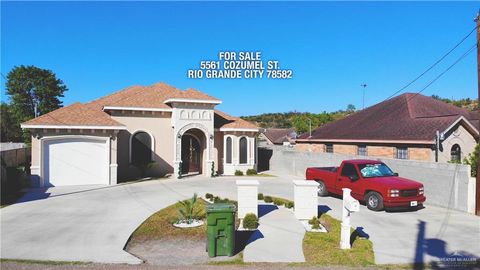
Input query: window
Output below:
<box><xmin>451</xmin><ymin>144</ymin><xmax>461</xmax><ymax>163</ymax></box>
<box><xmin>239</xmin><ymin>137</ymin><xmax>248</xmax><ymax>164</ymax></box>
<box><xmin>131</xmin><ymin>132</ymin><xmax>152</xmax><ymax>165</ymax></box>
<box><xmin>341</xmin><ymin>163</ymin><xmax>359</xmax><ymax>179</ymax></box>
<box><xmin>357</xmin><ymin>145</ymin><xmax>367</xmax><ymax>156</ymax></box>
<box><xmin>325</xmin><ymin>144</ymin><xmax>333</xmax><ymax>153</ymax></box>
<box><xmin>396</xmin><ymin>147</ymin><xmax>408</xmax><ymax>160</ymax></box>
<box><xmin>226</xmin><ymin>137</ymin><xmax>232</xmax><ymax>164</ymax></box>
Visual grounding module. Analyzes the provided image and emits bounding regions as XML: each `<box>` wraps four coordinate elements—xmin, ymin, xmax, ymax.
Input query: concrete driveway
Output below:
<box><xmin>1</xmin><ymin>174</ymin><xmax>479</xmax><ymax>266</ymax></box>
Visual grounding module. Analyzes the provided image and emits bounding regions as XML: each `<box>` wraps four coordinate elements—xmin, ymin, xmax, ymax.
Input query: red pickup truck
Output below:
<box><xmin>306</xmin><ymin>159</ymin><xmax>426</xmax><ymax>211</ymax></box>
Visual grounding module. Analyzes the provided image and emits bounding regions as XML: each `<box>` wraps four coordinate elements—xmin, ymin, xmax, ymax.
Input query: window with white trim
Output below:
<box><xmin>396</xmin><ymin>147</ymin><xmax>408</xmax><ymax>160</ymax></box>
<box><xmin>325</xmin><ymin>144</ymin><xmax>333</xmax><ymax>153</ymax></box>
<box><xmin>357</xmin><ymin>145</ymin><xmax>367</xmax><ymax>156</ymax></box>
<box><xmin>226</xmin><ymin>137</ymin><xmax>232</xmax><ymax>164</ymax></box>
<box><xmin>239</xmin><ymin>137</ymin><xmax>248</xmax><ymax>164</ymax></box>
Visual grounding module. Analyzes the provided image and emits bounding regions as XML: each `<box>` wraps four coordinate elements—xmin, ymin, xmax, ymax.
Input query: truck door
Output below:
<box><xmin>338</xmin><ymin>163</ymin><xmax>362</xmax><ymax>199</ymax></box>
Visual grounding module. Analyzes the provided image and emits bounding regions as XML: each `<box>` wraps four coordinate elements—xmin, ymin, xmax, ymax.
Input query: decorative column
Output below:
<box><xmin>293</xmin><ymin>180</ymin><xmax>319</xmax><ymax>220</ymax></box>
<box><xmin>237</xmin><ymin>180</ymin><xmax>259</xmax><ymax>227</ymax></box>
<box><xmin>109</xmin><ymin>132</ymin><xmax>118</xmax><ymax>185</ymax></box>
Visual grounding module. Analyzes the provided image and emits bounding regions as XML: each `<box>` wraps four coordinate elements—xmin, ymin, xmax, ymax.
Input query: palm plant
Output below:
<box><xmin>177</xmin><ymin>193</ymin><xmax>200</xmax><ymax>224</ymax></box>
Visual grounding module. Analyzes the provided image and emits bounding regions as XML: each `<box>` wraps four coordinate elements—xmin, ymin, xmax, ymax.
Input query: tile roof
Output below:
<box><xmin>264</xmin><ymin>128</ymin><xmax>296</xmax><ymax>144</ymax></box>
<box><xmin>214</xmin><ymin>110</ymin><xmax>258</xmax><ymax>130</ymax></box>
<box><xmin>298</xmin><ymin>93</ymin><xmax>479</xmax><ymax>142</ymax></box>
<box><xmin>22</xmin><ymin>82</ymin><xmax>256</xmax><ymax>130</ymax></box>
<box><xmin>22</xmin><ymin>102</ymin><xmax>124</xmax><ymax>127</ymax></box>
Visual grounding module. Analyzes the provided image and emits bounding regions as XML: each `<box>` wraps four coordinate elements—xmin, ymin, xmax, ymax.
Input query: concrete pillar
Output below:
<box><xmin>236</xmin><ymin>180</ymin><xmax>259</xmax><ymax>219</ymax></box>
<box><xmin>293</xmin><ymin>180</ymin><xmax>319</xmax><ymax>220</ymax></box>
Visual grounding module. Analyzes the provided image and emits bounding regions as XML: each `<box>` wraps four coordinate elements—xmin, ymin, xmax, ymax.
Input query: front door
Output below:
<box><xmin>181</xmin><ymin>134</ymin><xmax>202</xmax><ymax>174</ymax></box>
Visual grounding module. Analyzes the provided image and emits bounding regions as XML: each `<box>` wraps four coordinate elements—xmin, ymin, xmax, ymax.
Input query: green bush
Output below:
<box><xmin>246</xmin><ymin>169</ymin><xmax>257</xmax><ymax>175</ymax></box>
<box><xmin>286</xmin><ymin>201</ymin><xmax>294</xmax><ymax>209</ymax></box>
<box><xmin>273</xmin><ymin>198</ymin><xmax>285</xmax><ymax>206</ymax></box>
<box><xmin>257</xmin><ymin>193</ymin><xmax>264</xmax><ymax>200</ymax></box>
<box><xmin>235</xmin><ymin>170</ymin><xmax>244</xmax><ymax>176</ymax></box>
<box><xmin>213</xmin><ymin>196</ymin><xmax>221</xmax><ymax>203</ymax></box>
<box><xmin>205</xmin><ymin>193</ymin><xmax>213</xmax><ymax>199</ymax></box>
<box><xmin>309</xmin><ymin>216</ymin><xmax>320</xmax><ymax>230</ymax></box>
<box><xmin>243</xmin><ymin>213</ymin><xmax>258</xmax><ymax>230</ymax></box>
<box><xmin>264</xmin><ymin>196</ymin><xmax>273</xmax><ymax>203</ymax></box>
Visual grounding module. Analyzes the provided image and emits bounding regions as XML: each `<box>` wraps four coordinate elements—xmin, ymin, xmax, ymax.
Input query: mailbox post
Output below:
<box><xmin>340</xmin><ymin>188</ymin><xmax>359</xmax><ymax>249</ymax></box>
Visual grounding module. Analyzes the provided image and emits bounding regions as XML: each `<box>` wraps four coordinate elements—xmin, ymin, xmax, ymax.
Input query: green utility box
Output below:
<box><xmin>206</xmin><ymin>203</ymin><xmax>236</xmax><ymax>257</ymax></box>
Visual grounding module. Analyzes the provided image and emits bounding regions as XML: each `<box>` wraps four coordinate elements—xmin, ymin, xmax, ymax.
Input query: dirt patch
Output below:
<box><xmin>127</xmin><ymin>239</ymin><xmax>208</xmax><ymax>266</ymax></box>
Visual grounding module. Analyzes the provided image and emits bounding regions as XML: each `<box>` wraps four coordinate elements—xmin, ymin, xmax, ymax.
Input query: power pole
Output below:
<box><xmin>360</xmin><ymin>84</ymin><xmax>367</xmax><ymax>109</ymax></box>
<box><xmin>475</xmin><ymin>11</ymin><xmax>480</xmax><ymax>216</ymax></box>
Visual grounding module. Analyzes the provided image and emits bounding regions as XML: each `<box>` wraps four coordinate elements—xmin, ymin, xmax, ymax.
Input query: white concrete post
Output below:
<box><xmin>293</xmin><ymin>180</ymin><xmax>319</xmax><ymax>220</ymax></box>
<box><xmin>340</xmin><ymin>188</ymin><xmax>360</xmax><ymax>249</ymax></box>
<box><xmin>237</xmin><ymin>180</ymin><xmax>259</xmax><ymax>219</ymax></box>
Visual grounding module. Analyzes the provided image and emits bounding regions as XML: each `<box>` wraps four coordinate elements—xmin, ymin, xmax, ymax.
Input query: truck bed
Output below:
<box><xmin>309</xmin><ymin>167</ymin><xmax>338</xmax><ymax>173</ymax></box>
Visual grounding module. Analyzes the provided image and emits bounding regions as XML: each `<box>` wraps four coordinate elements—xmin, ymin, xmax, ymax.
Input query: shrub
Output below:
<box><xmin>246</xmin><ymin>169</ymin><xmax>257</xmax><ymax>175</ymax></box>
<box><xmin>213</xmin><ymin>196</ymin><xmax>221</xmax><ymax>203</ymax></box>
<box><xmin>205</xmin><ymin>193</ymin><xmax>213</xmax><ymax>199</ymax></box>
<box><xmin>286</xmin><ymin>201</ymin><xmax>294</xmax><ymax>209</ymax></box>
<box><xmin>309</xmin><ymin>216</ymin><xmax>320</xmax><ymax>230</ymax></box>
<box><xmin>257</xmin><ymin>193</ymin><xmax>264</xmax><ymax>200</ymax></box>
<box><xmin>273</xmin><ymin>198</ymin><xmax>284</xmax><ymax>206</ymax></box>
<box><xmin>243</xmin><ymin>213</ymin><xmax>258</xmax><ymax>230</ymax></box>
<box><xmin>234</xmin><ymin>170</ymin><xmax>244</xmax><ymax>176</ymax></box>
<box><xmin>176</xmin><ymin>193</ymin><xmax>200</xmax><ymax>224</ymax></box>
<box><xmin>264</xmin><ymin>196</ymin><xmax>273</xmax><ymax>203</ymax></box>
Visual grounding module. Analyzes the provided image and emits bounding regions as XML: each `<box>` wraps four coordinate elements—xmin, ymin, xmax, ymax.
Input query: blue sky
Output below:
<box><xmin>1</xmin><ymin>1</ymin><xmax>478</xmax><ymax>116</ymax></box>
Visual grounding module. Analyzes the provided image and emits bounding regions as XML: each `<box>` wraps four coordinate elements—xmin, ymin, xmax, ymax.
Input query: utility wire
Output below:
<box><xmin>404</xmin><ymin>42</ymin><xmax>477</xmax><ymax>103</ymax></box>
<box><xmin>384</xmin><ymin>26</ymin><xmax>478</xmax><ymax>101</ymax></box>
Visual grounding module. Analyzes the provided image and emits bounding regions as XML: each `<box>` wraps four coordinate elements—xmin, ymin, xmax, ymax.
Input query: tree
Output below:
<box><xmin>463</xmin><ymin>144</ymin><xmax>479</xmax><ymax>177</ymax></box>
<box><xmin>0</xmin><ymin>103</ymin><xmax>23</xmax><ymax>142</ymax></box>
<box><xmin>5</xmin><ymin>65</ymin><xmax>68</xmax><ymax>141</ymax></box>
<box><xmin>346</xmin><ymin>104</ymin><xmax>356</xmax><ymax>113</ymax></box>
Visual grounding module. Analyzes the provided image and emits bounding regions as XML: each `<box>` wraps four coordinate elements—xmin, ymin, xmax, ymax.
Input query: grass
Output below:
<box><xmin>303</xmin><ymin>214</ymin><xmax>375</xmax><ymax>267</ymax></box>
<box><xmin>0</xmin><ymin>258</ymin><xmax>89</xmax><ymax>265</ymax></box>
<box><xmin>256</xmin><ymin>173</ymin><xmax>276</xmax><ymax>177</ymax></box>
<box><xmin>129</xmin><ymin>198</ymin><xmax>207</xmax><ymax>243</ymax></box>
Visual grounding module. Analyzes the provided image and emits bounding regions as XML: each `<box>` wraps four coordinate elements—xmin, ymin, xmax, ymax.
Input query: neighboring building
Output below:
<box><xmin>296</xmin><ymin>93</ymin><xmax>479</xmax><ymax>163</ymax></box>
<box><xmin>261</xmin><ymin>128</ymin><xmax>297</xmax><ymax>145</ymax></box>
<box><xmin>21</xmin><ymin>83</ymin><xmax>259</xmax><ymax>187</ymax></box>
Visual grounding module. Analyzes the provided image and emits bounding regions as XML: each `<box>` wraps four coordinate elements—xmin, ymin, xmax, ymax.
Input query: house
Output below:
<box><xmin>21</xmin><ymin>83</ymin><xmax>259</xmax><ymax>187</ymax></box>
<box><xmin>261</xmin><ymin>128</ymin><xmax>297</xmax><ymax>145</ymax></box>
<box><xmin>296</xmin><ymin>93</ymin><xmax>479</xmax><ymax>163</ymax></box>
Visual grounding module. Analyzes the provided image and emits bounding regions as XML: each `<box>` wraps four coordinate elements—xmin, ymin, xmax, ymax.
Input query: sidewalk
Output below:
<box><xmin>243</xmin><ymin>205</ymin><xmax>306</xmax><ymax>263</ymax></box>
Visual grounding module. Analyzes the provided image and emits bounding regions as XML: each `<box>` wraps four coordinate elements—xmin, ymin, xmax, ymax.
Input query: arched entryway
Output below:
<box><xmin>181</xmin><ymin>129</ymin><xmax>206</xmax><ymax>175</ymax></box>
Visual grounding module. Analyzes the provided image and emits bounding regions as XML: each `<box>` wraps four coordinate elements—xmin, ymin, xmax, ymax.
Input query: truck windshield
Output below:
<box><xmin>358</xmin><ymin>163</ymin><xmax>395</xmax><ymax>178</ymax></box>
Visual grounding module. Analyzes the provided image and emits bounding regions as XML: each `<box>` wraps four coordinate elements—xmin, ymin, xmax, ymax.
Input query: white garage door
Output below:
<box><xmin>43</xmin><ymin>137</ymin><xmax>109</xmax><ymax>186</ymax></box>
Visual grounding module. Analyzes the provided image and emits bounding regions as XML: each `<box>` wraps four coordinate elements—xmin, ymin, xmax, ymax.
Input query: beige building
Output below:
<box><xmin>21</xmin><ymin>83</ymin><xmax>259</xmax><ymax>187</ymax></box>
<box><xmin>296</xmin><ymin>93</ymin><xmax>479</xmax><ymax>163</ymax></box>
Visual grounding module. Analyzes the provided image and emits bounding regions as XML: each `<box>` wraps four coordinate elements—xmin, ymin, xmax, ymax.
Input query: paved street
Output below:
<box><xmin>1</xmin><ymin>173</ymin><xmax>479</xmax><ymax>266</ymax></box>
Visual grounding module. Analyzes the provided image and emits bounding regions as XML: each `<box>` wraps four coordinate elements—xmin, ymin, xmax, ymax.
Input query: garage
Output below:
<box><xmin>42</xmin><ymin>136</ymin><xmax>110</xmax><ymax>186</ymax></box>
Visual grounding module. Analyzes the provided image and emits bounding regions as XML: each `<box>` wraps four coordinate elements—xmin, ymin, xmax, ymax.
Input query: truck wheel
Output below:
<box><xmin>365</xmin><ymin>192</ymin><xmax>384</xmax><ymax>211</ymax></box>
<box><xmin>316</xmin><ymin>180</ymin><xmax>328</xmax><ymax>197</ymax></box>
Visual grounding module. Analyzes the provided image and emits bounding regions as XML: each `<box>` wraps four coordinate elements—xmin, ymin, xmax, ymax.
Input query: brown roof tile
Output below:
<box><xmin>22</xmin><ymin>82</ymin><xmax>248</xmax><ymax>129</ymax></box>
<box><xmin>22</xmin><ymin>102</ymin><xmax>123</xmax><ymax>127</ymax></box>
<box><xmin>214</xmin><ymin>110</ymin><xmax>258</xmax><ymax>130</ymax></box>
<box><xmin>298</xmin><ymin>93</ymin><xmax>479</xmax><ymax>142</ymax></box>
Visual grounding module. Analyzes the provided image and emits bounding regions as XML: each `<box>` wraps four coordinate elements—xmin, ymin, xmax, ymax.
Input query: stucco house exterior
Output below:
<box><xmin>296</xmin><ymin>93</ymin><xmax>479</xmax><ymax>163</ymax></box>
<box><xmin>21</xmin><ymin>83</ymin><xmax>259</xmax><ymax>187</ymax></box>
